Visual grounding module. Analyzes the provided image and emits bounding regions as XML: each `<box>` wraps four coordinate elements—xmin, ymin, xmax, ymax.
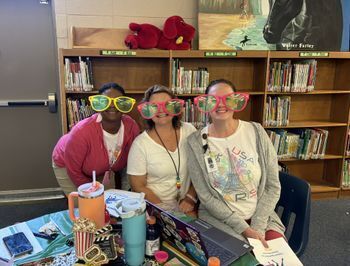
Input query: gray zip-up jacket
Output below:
<box><xmin>186</xmin><ymin>122</ymin><xmax>285</xmax><ymax>242</ymax></box>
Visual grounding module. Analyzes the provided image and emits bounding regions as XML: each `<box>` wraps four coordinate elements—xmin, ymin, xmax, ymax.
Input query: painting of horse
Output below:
<box><xmin>263</xmin><ymin>0</ymin><xmax>343</xmax><ymax>50</ymax></box>
<box><xmin>198</xmin><ymin>0</ymin><xmax>347</xmax><ymax>51</ymax></box>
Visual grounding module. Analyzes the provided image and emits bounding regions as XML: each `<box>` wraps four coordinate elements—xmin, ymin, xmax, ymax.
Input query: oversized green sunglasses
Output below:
<box><xmin>88</xmin><ymin>95</ymin><xmax>136</xmax><ymax>113</ymax></box>
<box><xmin>137</xmin><ymin>99</ymin><xmax>184</xmax><ymax>119</ymax></box>
<box><xmin>194</xmin><ymin>92</ymin><xmax>249</xmax><ymax>113</ymax></box>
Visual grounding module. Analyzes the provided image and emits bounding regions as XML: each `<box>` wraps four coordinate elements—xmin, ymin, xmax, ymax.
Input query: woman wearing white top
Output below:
<box><xmin>127</xmin><ymin>85</ymin><xmax>197</xmax><ymax>214</ymax></box>
<box><xmin>187</xmin><ymin>79</ymin><xmax>285</xmax><ymax>246</ymax></box>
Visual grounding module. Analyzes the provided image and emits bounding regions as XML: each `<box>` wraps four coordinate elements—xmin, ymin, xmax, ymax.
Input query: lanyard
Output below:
<box><xmin>154</xmin><ymin>127</ymin><xmax>181</xmax><ymax>199</ymax></box>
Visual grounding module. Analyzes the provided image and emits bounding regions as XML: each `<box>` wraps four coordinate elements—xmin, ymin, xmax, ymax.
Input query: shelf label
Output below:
<box><xmin>204</xmin><ymin>51</ymin><xmax>237</xmax><ymax>57</ymax></box>
<box><xmin>299</xmin><ymin>52</ymin><xmax>329</xmax><ymax>57</ymax></box>
<box><xmin>100</xmin><ymin>50</ymin><xmax>136</xmax><ymax>56</ymax></box>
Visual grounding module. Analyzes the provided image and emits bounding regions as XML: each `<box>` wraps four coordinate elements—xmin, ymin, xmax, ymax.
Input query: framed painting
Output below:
<box><xmin>198</xmin><ymin>0</ymin><xmax>348</xmax><ymax>51</ymax></box>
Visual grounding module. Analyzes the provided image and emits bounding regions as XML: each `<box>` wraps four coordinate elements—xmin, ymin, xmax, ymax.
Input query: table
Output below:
<box><xmin>3</xmin><ymin>210</ymin><xmax>259</xmax><ymax>266</ymax></box>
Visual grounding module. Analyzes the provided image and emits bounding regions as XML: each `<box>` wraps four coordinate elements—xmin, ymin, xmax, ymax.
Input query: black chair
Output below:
<box><xmin>275</xmin><ymin>171</ymin><xmax>311</xmax><ymax>257</ymax></box>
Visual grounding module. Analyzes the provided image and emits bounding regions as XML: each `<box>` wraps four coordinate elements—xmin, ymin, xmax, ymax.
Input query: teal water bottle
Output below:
<box><xmin>119</xmin><ymin>197</ymin><xmax>146</xmax><ymax>266</ymax></box>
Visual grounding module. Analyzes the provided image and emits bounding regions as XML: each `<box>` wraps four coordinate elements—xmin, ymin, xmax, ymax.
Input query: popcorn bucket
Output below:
<box><xmin>74</xmin><ymin>231</ymin><xmax>95</xmax><ymax>259</ymax></box>
<box><xmin>72</xmin><ymin>217</ymin><xmax>97</xmax><ymax>259</ymax></box>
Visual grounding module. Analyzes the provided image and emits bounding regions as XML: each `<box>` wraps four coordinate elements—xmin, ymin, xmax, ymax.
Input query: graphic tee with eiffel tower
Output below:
<box><xmin>206</xmin><ymin>120</ymin><xmax>262</xmax><ymax>220</ymax></box>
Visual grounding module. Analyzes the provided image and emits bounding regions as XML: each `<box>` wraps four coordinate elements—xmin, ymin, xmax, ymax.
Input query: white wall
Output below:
<box><xmin>53</xmin><ymin>0</ymin><xmax>198</xmax><ymax>49</ymax></box>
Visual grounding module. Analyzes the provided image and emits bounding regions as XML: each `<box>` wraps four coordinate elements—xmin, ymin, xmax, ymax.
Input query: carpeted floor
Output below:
<box><xmin>0</xmin><ymin>198</ymin><xmax>349</xmax><ymax>265</ymax></box>
<box><xmin>299</xmin><ymin>198</ymin><xmax>350</xmax><ymax>266</ymax></box>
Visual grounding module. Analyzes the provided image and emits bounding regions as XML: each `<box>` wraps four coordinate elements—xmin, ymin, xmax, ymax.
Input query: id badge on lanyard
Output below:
<box><xmin>201</xmin><ymin>127</ymin><xmax>218</xmax><ymax>173</ymax></box>
<box><xmin>204</xmin><ymin>155</ymin><xmax>218</xmax><ymax>173</ymax></box>
<box><xmin>103</xmin><ymin>148</ymin><xmax>122</xmax><ymax>185</ymax></box>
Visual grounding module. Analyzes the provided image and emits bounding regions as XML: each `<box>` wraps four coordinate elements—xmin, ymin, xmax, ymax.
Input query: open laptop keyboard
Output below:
<box><xmin>202</xmin><ymin>236</ymin><xmax>237</xmax><ymax>263</ymax></box>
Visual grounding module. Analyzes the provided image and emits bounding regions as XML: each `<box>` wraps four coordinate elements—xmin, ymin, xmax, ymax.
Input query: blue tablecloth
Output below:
<box><xmin>14</xmin><ymin>210</ymin><xmax>74</xmax><ymax>265</ymax></box>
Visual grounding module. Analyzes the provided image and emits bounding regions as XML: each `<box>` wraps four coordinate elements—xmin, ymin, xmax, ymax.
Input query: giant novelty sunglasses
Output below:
<box><xmin>194</xmin><ymin>92</ymin><xmax>249</xmax><ymax>113</ymax></box>
<box><xmin>137</xmin><ymin>99</ymin><xmax>185</xmax><ymax>119</ymax></box>
<box><xmin>88</xmin><ymin>95</ymin><xmax>136</xmax><ymax>113</ymax></box>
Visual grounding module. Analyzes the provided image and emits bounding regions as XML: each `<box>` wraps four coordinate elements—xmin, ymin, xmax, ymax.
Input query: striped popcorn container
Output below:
<box><xmin>74</xmin><ymin>231</ymin><xmax>95</xmax><ymax>259</ymax></box>
<box><xmin>72</xmin><ymin>217</ymin><xmax>97</xmax><ymax>259</ymax></box>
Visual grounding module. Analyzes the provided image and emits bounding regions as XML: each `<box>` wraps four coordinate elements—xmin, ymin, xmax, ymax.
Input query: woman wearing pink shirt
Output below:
<box><xmin>52</xmin><ymin>82</ymin><xmax>140</xmax><ymax>196</ymax></box>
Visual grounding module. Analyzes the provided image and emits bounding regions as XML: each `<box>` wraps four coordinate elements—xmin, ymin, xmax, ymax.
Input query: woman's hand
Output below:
<box><xmin>179</xmin><ymin>197</ymin><xmax>195</xmax><ymax>213</ymax></box>
<box><xmin>242</xmin><ymin>227</ymin><xmax>269</xmax><ymax>248</ymax></box>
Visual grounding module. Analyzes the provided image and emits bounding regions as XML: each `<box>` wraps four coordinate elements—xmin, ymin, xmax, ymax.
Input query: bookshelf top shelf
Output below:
<box><xmin>267</xmin><ymin>90</ymin><xmax>350</xmax><ymax>95</ymax></box>
<box><xmin>171</xmin><ymin>50</ymin><xmax>268</xmax><ymax>58</ymax></box>
<box><xmin>60</xmin><ymin>48</ymin><xmax>170</xmax><ymax>58</ymax></box>
<box><xmin>269</xmin><ymin>51</ymin><xmax>350</xmax><ymax>59</ymax></box>
<box><xmin>60</xmin><ymin>49</ymin><xmax>350</xmax><ymax>60</ymax></box>
<box><xmin>265</xmin><ymin>121</ymin><xmax>348</xmax><ymax>128</ymax></box>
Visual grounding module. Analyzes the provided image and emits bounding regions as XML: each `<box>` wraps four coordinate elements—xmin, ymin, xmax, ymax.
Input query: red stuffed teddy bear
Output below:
<box><xmin>158</xmin><ymin>16</ymin><xmax>195</xmax><ymax>50</ymax></box>
<box><xmin>124</xmin><ymin>23</ymin><xmax>162</xmax><ymax>49</ymax></box>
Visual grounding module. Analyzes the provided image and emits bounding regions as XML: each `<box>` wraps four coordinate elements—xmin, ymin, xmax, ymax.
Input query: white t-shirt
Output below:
<box><xmin>127</xmin><ymin>122</ymin><xmax>196</xmax><ymax>208</ymax></box>
<box><xmin>204</xmin><ymin>120</ymin><xmax>261</xmax><ymax>219</ymax></box>
<box><xmin>103</xmin><ymin>121</ymin><xmax>124</xmax><ymax>166</ymax></box>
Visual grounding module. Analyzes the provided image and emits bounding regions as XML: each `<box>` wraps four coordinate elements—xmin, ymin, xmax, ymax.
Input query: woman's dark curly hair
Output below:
<box><xmin>141</xmin><ymin>85</ymin><xmax>182</xmax><ymax>129</ymax></box>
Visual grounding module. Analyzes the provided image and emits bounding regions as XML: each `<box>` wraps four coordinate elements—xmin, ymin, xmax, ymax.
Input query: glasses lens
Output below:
<box><xmin>140</xmin><ymin>103</ymin><xmax>158</xmax><ymax>118</ymax></box>
<box><xmin>90</xmin><ymin>95</ymin><xmax>110</xmax><ymax>111</ymax></box>
<box><xmin>165</xmin><ymin>100</ymin><xmax>182</xmax><ymax>115</ymax></box>
<box><xmin>225</xmin><ymin>94</ymin><xmax>247</xmax><ymax>111</ymax></box>
<box><xmin>197</xmin><ymin>95</ymin><xmax>217</xmax><ymax>112</ymax></box>
<box><xmin>115</xmin><ymin>97</ymin><xmax>134</xmax><ymax>113</ymax></box>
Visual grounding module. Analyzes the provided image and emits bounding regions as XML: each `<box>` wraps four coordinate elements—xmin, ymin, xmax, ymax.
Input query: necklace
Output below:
<box><xmin>154</xmin><ymin>127</ymin><xmax>181</xmax><ymax>200</ymax></box>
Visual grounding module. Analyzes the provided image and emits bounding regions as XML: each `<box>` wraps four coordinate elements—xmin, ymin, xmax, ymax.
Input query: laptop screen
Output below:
<box><xmin>146</xmin><ymin>201</ymin><xmax>210</xmax><ymax>265</ymax></box>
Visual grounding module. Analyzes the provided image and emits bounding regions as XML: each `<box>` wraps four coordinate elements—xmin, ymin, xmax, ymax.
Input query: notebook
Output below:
<box><xmin>146</xmin><ymin>201</ymin><xmax>252</xmax><ymax>266</ymax></box>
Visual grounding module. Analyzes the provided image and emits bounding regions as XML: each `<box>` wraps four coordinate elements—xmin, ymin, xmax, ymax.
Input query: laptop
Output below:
<box><xmin>146</xmin><ymin>201</ymin><xmax>252</xmax><ymax>266</ymax></box>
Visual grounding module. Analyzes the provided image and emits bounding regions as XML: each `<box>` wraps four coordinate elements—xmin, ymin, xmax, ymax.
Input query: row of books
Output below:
<box><xmin>64</xmin><ymin>57</ymin><xmax>94</xmax><ymax>92</ymax></box>
<box><xmin>268</xmin><ymin>60</ymin><xmax>317</xmax><ymax>92</ymax></box>
<box><xmin>266</xmin><ymin>128</ymin><xmax>329</xmax><ymax>160</ymax></box>
<box><xmin>181</xmin><ymin>99</ymin><xmax>209</xmax><ymax>129</ymax></box>
<box><xmin>343</xmin><ymin>160</ymin><xmax>350</xmax><ymax>187</ymax></box>
<box><xmin>264</xmin><ymin>96</ymin><xmax>291</xmax><ymax>127</ymax></box>
<box><xmin>171</xmin><ymin>59</ymin><xmax>209</xmax><ymax>95</ymax></box>
<box><xmin>66</xmin><ymin>98</ymin><xmax>208</xmax><ymax>130</ymax></box>
<box><xmin>66</xmin><ymin>98</ymin><xmax>95</xmax><ymax>130</ymax></box>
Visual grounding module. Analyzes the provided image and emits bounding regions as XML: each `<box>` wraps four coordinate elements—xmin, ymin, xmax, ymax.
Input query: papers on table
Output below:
<box><xmin>248</xmin><ymin>237</ymin><xmax>303</xmax><ymax>266</ymax></box>
<box><xmin>0</xmin><ymin>222</ymin><xmax>43</xmax><ymax>261</ymax></box>
<box><xmin>104</xmin><ymin>189</ymin><xmax>141</xmax><ymax>218</ymax></box>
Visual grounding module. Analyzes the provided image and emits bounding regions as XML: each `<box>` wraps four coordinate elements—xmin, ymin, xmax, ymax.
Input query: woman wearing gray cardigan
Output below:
<box><xmin>187</xmin><ymin>79</ymin><xmax>285</xmax><ymax>246</ymax></box>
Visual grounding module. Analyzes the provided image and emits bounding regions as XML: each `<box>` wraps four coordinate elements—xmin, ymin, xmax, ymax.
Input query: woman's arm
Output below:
<box><xmin>179</xmin><ymin>183</ymin><xmax>197</xmax><ymax>214</ymax></box>
<box><xmin>250</xmin><ymin>124</ymin><xmax>281</xmax><ymax>234</ymax></box>
<box><xmin>128</xmin><ymin>174</ymin><xmax>161</xmax><ymax>204</ymax></box>
<box><xmin>64</xmin><ymin>130</ymin><xmax>91</xmax><ymax>187</ymax></box>
<box><xmin>185</xmin><ymin>183</ymin><xmax>197</xmax><ymax>200</ymax></box>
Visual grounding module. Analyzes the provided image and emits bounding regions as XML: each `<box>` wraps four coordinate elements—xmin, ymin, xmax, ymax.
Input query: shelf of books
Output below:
<box><xmin>58</xmin><ymin>49</ymin><xmax>350</xmax><ymax>199</ymax></box>
<box><xmin>265</xmin><ymin>51</ymin><xmax>350</xmax><ymax>199</ymax></box>
<box><xmin>170</xmin><ymin>50</ymin><xmax>267</xmax><ymax>128</ymax></box>
<box><xmin>59</xmin><ymin>49</ymin><xmax>171</xmax><ymax>132</ymax></box>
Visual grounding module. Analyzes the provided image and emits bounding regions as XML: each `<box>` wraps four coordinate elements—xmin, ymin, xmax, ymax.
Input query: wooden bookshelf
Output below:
<box><xmin>264</xmin><ymin>121</ymin><xmax>348</xmax><ymax>128</ymax></box>
<box><xmin>309</xmin><ymin>180</ymin><xmax>340</xmax><ymax>199</ymax></box>
<box><xmin>279</xmin><ymin>154</ymin><xmax>343</xmax><ymax>162</ymax></box>
<box><xmin>58</xmin><ymin>49</ymin><xmax>350</xmax><ymax>199</ymax></box>
<box><xmin>267</xmin><ymin>90</ymin><xmax>350</xmax><ymax>95</ymax></box>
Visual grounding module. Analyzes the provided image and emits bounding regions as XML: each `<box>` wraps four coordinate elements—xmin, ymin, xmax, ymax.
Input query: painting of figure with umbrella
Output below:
<box><xmin>199</xmin><ymin>0</ymin><xmax>349</xmax><ymax>51</ymax></box>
